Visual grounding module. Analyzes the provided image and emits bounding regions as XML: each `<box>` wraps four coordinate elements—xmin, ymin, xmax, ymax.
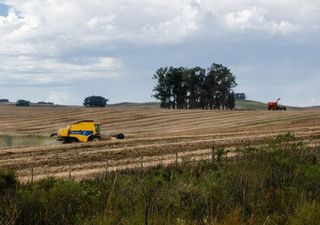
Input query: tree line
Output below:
<box><xmin>153</xmin><ymin>63</ymin><xmax>237</xmax><ymax>110</ymax></box>
<box><xmin>0</xmin><ymin>96</ymin><xmax>109</xmax><ymax>107</ymax></box>
<box><xmin>0</xmin><ymin>99</ymin><xmax>9</xmax><ymax>103</ymax></box>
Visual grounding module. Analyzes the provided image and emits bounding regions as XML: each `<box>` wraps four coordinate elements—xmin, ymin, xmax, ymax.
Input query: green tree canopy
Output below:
<box><xmin>235</xmin><ymin>93</ymin><xmax>247</xmax><ymax>100</ymax></box>
<box><xmin>16</xmin><ymin>99</ymin><xmax>30</xmax><ymax>107</ymax></box>
<box><xmin>152</xmin><ymin>63</ymin><xmax>237</xmax><ymax>110</ymax></box>
<box><xmin>83</xmin><ymin>96</ymin><xmax>108</xmax><ymax>108</ymax></box>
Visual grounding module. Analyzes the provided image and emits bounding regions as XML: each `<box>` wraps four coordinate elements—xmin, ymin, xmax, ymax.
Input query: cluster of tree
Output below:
<box><xmin>153</xmin><ymin>63</ymin><xmax>237</xmax><ymax>110</ymax></box>
<box><xmin>235</xmin><ymin>93</ymin><xmax>247</xmax><ymax>100</ymax></box>
<box><xmin>37</xmin><ymin>101</ymin><xmax>54</xmax><ymax>105</ymax></box>
<box><xmin>0</xmin><ymin>99</ymin><xmax>9</xmax><ymax>103</ymax></box>
<box><xmin>83</xmin><ymin>96</ymin><xmax>108</xmax><ymax>107</ymax></box>
<box><xmin>3</xmin><ymin>96</ymin><xmax>109</xmax><ymax>107</ymax></box>
<box><xmin>16</xmin><ymin>99</ymin><xmax>30</xmax><ymax>107</ymax></box>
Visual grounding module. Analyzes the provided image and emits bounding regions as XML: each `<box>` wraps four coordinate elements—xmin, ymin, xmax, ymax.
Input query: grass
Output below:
<box><xmin>235</xmin><ymin>99</ymin><xmax>305</xmax><ymax>111</ymax></box>
<box><xmin>1</xmin><ymin>134</ymin><xmax>320</xmax><ymax>225</ymax></box>
<box><xmin>235</xmin><ymin>99</ymin><xmax>267</xmax><ymax>110</ymax></box>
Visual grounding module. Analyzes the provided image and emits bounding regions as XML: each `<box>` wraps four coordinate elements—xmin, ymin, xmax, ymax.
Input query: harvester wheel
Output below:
<box><xmin>89</xmin><ymin>136</ymin><xmax>100</xmax><ymax>142</ymax></box>
<box><xmin>62</xmin><ymin>138</ymin><xmax>71</xmax><ymax>144</ymax></box>
<box><xmin>92</xmin><ymin>137</ymin><xmax>100</xmax><ymax>142</ymax></box>
<box><xmin>62</xmin><ymin>137</ymin><xmax>78</xmax><ymax>144</ymax></box>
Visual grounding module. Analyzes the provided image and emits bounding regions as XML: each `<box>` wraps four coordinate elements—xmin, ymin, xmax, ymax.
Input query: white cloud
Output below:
<box><xmin>0</xmin><ymin>0</ymin><xmax>319</xmax><ymax>105</ymax></box>
<box><xmin>0</xmin><ymin>8</ymin><xmax>24</xmax><ymax>37</ymax></box>
<box><xmin>0</xmin><ymin>56</ymin><xmax>120</xmax><ymax>85</ymax></box>
<box><xmin>141</xmin><ymin>1</ymin><xmax>202</xmax><ymax>43</ymax></box>
<box><xmin>0</xmin><ymin>0</ymin><xmax>211</xmax><ymax>86</ymax></box>
<box><xmin>47</xmin><ymin>91</ymin><xmax>70</xmax><ymax>105</ymax></box>
<box><xmin>270</xmin><ymin>21</ymin><xmax>303</xmax><ymax>35</ymax></box>
<box><xmin>87</xmin><ymin>15</ymin><xmax>117</xmax><ymax>31</ymax></box>
<box><xmin>224</xmin><ymin>7</ymin><xmax>303</xmax><ymax>35</ymax></box>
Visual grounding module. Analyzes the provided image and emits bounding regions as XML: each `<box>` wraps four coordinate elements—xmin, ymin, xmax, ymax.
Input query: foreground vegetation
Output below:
<box><xmin>1</xmin><ymin>134</ymin><xmax>320</xmax><ymax>225</ymax></box>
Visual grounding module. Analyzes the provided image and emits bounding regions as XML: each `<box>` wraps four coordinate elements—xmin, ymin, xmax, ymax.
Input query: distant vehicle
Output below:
<box><xmin>267</xmin><ymin>98</ymin><xmax>286</xmax><ymax>111</ymax></box>
<box><xmin>50</xmin><ymin>120</ymin><xmax>125</xmax><ymax>144</ymax></box>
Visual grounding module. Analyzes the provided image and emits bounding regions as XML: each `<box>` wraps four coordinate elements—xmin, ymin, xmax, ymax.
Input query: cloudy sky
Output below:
<box><xmin>0</xmin><ymin>0</ymin><xmax>319</xmax><ymax>106</ymax></box>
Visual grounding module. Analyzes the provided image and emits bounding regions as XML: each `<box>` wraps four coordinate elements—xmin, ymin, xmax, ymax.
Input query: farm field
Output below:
<box><xmin>1</xmin><ymin>104</ymin><xmax>320</xmax><ymax>181</ymax></box>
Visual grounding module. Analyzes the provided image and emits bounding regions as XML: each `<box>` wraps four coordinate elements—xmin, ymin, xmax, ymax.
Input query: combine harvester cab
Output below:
<box><xmin>55</xmin><ymin>120</ymin><xmax>101</xmax><ymax>143</ymax></box>
<box><xmin>51</xmin><ymin>120</ymin><xmax>125</xmax><ymax>144</ymax></box>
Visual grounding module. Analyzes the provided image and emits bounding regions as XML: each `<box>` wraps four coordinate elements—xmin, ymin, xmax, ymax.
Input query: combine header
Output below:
<box><xmin>267</xmin><ymin>98</ymin><xmax>287</xmax><ymax>111</ymax></box>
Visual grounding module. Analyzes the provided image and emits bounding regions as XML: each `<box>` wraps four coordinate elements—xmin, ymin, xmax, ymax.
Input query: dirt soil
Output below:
<box><xmin>1</xmin><ymin>104</ymin><xmax>320</xmax><ymax>181</ymax></box>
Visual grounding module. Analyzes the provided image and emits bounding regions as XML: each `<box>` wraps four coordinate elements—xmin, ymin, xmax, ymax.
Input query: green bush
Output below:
<box><xmin>16</xmin><ymin>99</ymin><xmax>31</xmax><ymax>107</ymax></box>
<box><xmin>0</xmin><ymin>170</ymin><xmax>17</xmax><ymax>194</ymax></box>
<box><xmin>288</xmin><ymin>202</ymin><xmax>320</xmax><ymax>225</ymax></box>
<box><xmin>83</xmin><ymin>96</ymin><xmax>108</xmax><ymax>107</ymax></box>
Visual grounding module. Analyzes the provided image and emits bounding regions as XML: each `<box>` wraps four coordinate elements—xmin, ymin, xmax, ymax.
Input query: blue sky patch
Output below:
<box><xmin>0</xmin><ymin>3</ymin><xmax>9</xmax><ymax>17</ymax></box>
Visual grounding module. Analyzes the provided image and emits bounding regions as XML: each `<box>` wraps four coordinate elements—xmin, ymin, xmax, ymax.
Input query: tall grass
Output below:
<box><xmin>1</xmin><ymin>133</ymin><xmax>320</xmax><ymax>225</ymax></box>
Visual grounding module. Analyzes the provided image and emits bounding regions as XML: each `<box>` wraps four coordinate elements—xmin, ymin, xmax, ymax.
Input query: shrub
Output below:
<box><xmin>16</xmin><ymin>99</ymin><xmax>31</xmax><ymax>107</ymax></box>
<box><xmin>44</xmin><ymin>181</ymin><xmax>96</xmax><ymax>225</ymax></box>
<box><xmin>83</xmin><ymin>96</ymin><xmax>108</xmax><ymax>107</ymax></box>
<box><xmin>0</xmin><ymin>99</ymin><xmax>9</xmax><ymax>103</ymax></box>
<box><xmin>0</xmin><ymin>170</ymin><xmax>18</xmax><ymax>194</ymax></box>
<box><xmin>288</xmin><ymin>202</ymin><xmax>320</xmax><ymax>225</ymax></box>
<box><xmin>37</xmin><ymin>101</ymin><xmax>54</xmax><ymax>105</ymax></box>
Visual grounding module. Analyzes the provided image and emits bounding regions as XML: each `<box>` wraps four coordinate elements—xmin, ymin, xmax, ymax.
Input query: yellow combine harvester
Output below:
<box><xmin>50</xmin><ymin>120</ymin><xmax>124</xmax><ymax>144</ymax></box>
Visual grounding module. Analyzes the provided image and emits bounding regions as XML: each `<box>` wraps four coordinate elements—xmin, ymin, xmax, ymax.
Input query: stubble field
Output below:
<box><xmin>1</xmin><ymin>104</ymin><xmax>320</xmax><ymax>181</ymax></box>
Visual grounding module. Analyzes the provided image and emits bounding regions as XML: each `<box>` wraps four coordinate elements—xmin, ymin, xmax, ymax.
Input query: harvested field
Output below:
<box><xmin>1</xmin><ymin>104</ymin><xmax>320</xmax><ymax>181</ymax></box>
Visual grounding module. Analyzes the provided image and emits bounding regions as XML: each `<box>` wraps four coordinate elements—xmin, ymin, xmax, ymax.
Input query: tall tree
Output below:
<box><xmin>152</xmin><ymin>63</ymin><xmax>237</xmax><ymax>110</ymax></box>
<box><xmin>185</xmin><ymin>67</ymin><xmax>205</xmax><ymax>109</ymax></box>
<box><xmin>206</xmin><ymin>64</ymin><xmax>237</xmax><ymax>109</ymax></box>
<box><xmin>152</xmin><ymin>67</ymin><xmax>171</xmax><ymax>108</ymax></box>
<box><xmin>226</xmin><ymin>92</ymin><xmax>236</xmax><ymax>110</ymax></box>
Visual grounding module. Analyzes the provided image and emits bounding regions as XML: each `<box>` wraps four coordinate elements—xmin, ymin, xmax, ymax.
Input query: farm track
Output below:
<box><xmin>1</xmin><ymin>104</ymin><xmax>320</xmax><ymax>181</ymax></box>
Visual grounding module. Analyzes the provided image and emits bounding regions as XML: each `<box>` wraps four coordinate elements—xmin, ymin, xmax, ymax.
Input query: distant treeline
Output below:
<box><xmin>0</xmin><ymin>99</ymin><xmax>55</xmax><ymax>106</ymax></box>
<box><xmin>153</xmin><ymin>63</ymin><xmax>237</xmax><ymax>110</ymax></box>
<box><xmin>37</xmin><ymin>101</ymin><xmax>54</xmax><ymax>105</ymax></box>
<box><xmin>235</xmin><ymin>93</ymin><xmax>246</xmax><ymax>100</ymax></box>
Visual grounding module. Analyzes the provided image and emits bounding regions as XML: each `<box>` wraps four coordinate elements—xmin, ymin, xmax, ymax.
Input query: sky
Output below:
<box><xmin>0</xmin><ymin>0</ymin><xmax>319</xmax><ymax>106</ymax></box>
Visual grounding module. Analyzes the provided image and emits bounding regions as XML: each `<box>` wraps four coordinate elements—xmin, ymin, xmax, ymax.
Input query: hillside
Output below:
<box><xmin>111</xmin><ymin>99</ymin><xmax>303</xmax><ymax>110</ymax></box>
<box><xmin>2</xmin><ymin>99</ymin><xmax>315</xmax><ymax>110</ymax></box>
<box><xmin>235</xmin><ymin>99</ymin><xmax>267</xmax><ymax>110</ymax></box>
<box><xmin>110</xmin><ymin>100</ymin><xmax>265</xmax><ymax>110</ymax></box>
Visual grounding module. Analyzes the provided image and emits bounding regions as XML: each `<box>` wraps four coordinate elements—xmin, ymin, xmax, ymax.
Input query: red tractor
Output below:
<box><xmin>267</xmin><ymin>98</ymin><xmax>287</xmax><ymax>111</ymax></box>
